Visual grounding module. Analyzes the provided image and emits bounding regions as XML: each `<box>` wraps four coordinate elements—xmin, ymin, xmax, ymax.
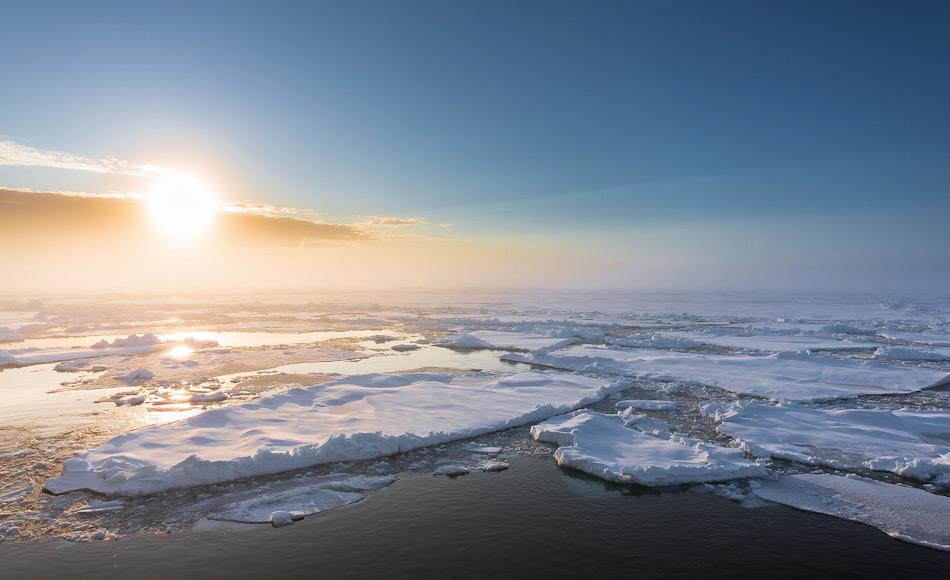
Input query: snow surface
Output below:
<box><xmin>530</xmin><ymin>410</ymin><xmax>766</xmax><ymax>486</ymax></box>
<box><xmin>438</xmin><ymin>330</ymin><xmax>578</xmax><ymax>352</ymax></box>
<box><xmin>706</xmin><ymin>402</ymin><xmax>950</xmax><ymax>486</ymax></box>
<box><xmin>46</xmin><ymin>371</ymin><xmax>617</xmax><ymax>495</ymax></box>
<box><xmin>662</xmin><ymin>332</ymin><xmax>877</xmax><ymax>352</ymax></box>
<box><xmin>753</xmin><ymin>474</ymin><xmax>950</xmax><ymax>551</ymax></box>
<box><xmin>505</xmin><ymin>345</ymin><xmax>950</xmax><ymax>402</ymax></box>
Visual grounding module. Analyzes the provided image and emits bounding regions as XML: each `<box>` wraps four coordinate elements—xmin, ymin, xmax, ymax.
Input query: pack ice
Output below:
<box><xmin>438</xmin><ymin>330</ymin><xmax>578</xmax><ymax>352</ymax></box>
<box><xmin>506</xmin><ymin>345</ymin><xmax>950</xmax><ymax>402</ymax></box>
<box><xmin>705</xmin><ymin>402</ymin><xmax>950</xmax><ymax>486</ymax></box>
<box><xmin>530</xmin><ymin>410</ymin><xmax>766</xmax><ymax>486</ymax></box>
<box><xmin>46</xmin><ymin>371</ymin><xmax>618</xmax><ymax>496</ymax></box>
<box><xmin>753</xmin><ymin>474</ymin><xmax>950</xmax><ymax>551</ymax></box>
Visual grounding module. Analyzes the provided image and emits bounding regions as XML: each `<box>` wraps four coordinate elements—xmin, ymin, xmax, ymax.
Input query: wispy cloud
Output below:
<box><xmin>0</xmin><ymin>140</ymin><xmax>171</xmax><ymax>178</ymax></box>
<box><xmin>362</xmin><ymin>216</ymin><xmax>428</xmax><ymax>227</ymax></box>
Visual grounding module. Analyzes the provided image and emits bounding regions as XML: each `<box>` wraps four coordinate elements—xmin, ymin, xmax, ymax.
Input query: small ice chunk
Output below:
<box><xmin>190</xmin><ymin>391</ymin><xmax>229</xmax><ymax>403</ymax></box>
<box><xmin>433</xmin><ymin>464</ymin><xmax>471</xmax><ymax>476</ymax></box>
<box><xmin>114</xmin><ymin>394</ymin><xmax>146</xmax><ymax>406</ymax></box>
<box><xmin>391</xmin><ymin>344</ymin><xmax>420</xmax><ymax>352</ymax></box>
<box><xmin>463</xmin><ymin>445</ymin><xmax>503</xmax><ymax>454</ymax></box>
<box><xmin>477</xmin><ymin>460</ymin><xmax>509</xmax><ymax>472</ymax></box>
<box><xmin>269</xmin><ymin>511</ymin><xmax>301</xmax><ymax>528</ymax></box>
<box><xmin>210</xmin><ymin>486</ymin><xmax>363</xmax><ymax>524</ymax></box>
<box><xmin>76</xmin><ymin>500</ymin><xmax>124</xmax><ymax>514</ymax></box>
<box><xmin>615</xmin><ymin>400</ymin><xmax>680</xmax><ymax>412</ymax></box>
<box><xmin>323</xmin><ymin>475</ymin><xmax>396</xmax><ymax>492</ymax></box>
<box><xmin>754</xmin><ymin>474</ymin><xmax>950</xmax><ymax>552</ymax></box>
<box><xmin>114</xmin><ymin>368</ymin><xmax>155</xmax><ymax>383</ymax></box>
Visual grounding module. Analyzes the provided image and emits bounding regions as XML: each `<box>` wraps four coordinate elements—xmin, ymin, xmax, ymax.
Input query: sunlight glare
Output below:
<box><xmin>148</xmin><ymin>174</ymin><xmax>217</xmax><ymax>238</ymax></box>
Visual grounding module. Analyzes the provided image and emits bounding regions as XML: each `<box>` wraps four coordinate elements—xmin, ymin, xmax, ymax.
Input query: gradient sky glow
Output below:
<box><xmin>2</xmin><ymin>0</ymin><xmax>949</xmax><ymax>291</ymax></box>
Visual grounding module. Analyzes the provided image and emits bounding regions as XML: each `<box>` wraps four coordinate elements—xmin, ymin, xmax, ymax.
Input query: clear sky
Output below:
<box><xmin>1</xmin><ymin>1</ymin><xmax>948</xmax><ymax>292</ymax></box>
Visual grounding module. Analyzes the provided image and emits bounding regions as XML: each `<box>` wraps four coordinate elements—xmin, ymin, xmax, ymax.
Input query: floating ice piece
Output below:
<box><xmin>438</xmin><ymin>331</ymin><xmax>578</xmax><ymax>352</ymax></box>
<box><xmin>506</xmin><ymin>346</ymin><xmax>950</xmax><ymax>402</ymax></box>
<box><xmin>706</xmin><ymin>402</ymin><xmax>950</xmax><ymax>486</ymax></box>
<box><xmin>323</xmin><ymin>475</ymin><xmax>397</xmax><ymax>493</ymax></box>
<box><xmin>463</xmin><ymin>445</ymin><xmax>503</xmax><ymax>454</ymax></box>
<box><xmin>391</xmin><ymin>344</ymin><xmax>420</xmax><ymax>352</ymax></box>
<box><xmin>76</xmin><ymin>500</ymin><xmax>124</xmax><ymax>515</ymax></box>
<box><xmin>433</xmin><ymin>464</ymin><xmax>471</xmax><ymax>476</ymax></box>
<box><xmin>614</xmin><ymin>400</ymin><xmax>680</xmax><ymax>412</ymax></box>
<box><xmin>753</xmin><ymin>474</ymin><xmax>950</xmax><ymax>552</ymax></box>
<box><xmin>269</xmin><ymin>511</ymin><xmax>302</xmax><ymax>528</ymax></box>
<box><xmin>477</xmin><ymin>459</ymin><xmax>509</xmax><ymax>472</ymax></box>
<box><xmin>189</xmin><ymin>391</ymin><xmax>229</xmax><ymax>403</ymax></box>
<box><xmin>92</xmin><ymin>334</ymin><xmax>163</xmax><ymax>349</ymax></box>
<box><xmin>608</xmin><ymin>334</ymin><xmax>700</xmax><ymax>349</ymax></box>
<box><xmin>209</xmin><ymin>486</ymin><xmax>364</xmax><ymax>524</ymax></box>
<box><xmin>54</xmin><ymin>360</ymin><xmax>88</xmax><ymax>372</ymax></box>
<box><xmin>879</xmin><ymin>330</ymin><xmax>950</xmax><ymax>347</ymax></box>
<box><xmin>531</xmin><ymin>410</ymin><xmax>766</xmax><ymax>486</ymax></box>
<box><xmin>662</xmin><ymin>333</ymin><xmax>877</xmax><ymax>352</ymax></box>
<box><xmin>873</xmin><ymin>346</ymin><xmax>950</xmax><ymax>362</ymax></box>
<box><xmin>113</xmin><ymin>368</ymin><xmax>155</xmax><ymax>383</ymax></box>
<box><xmin>114</xmin><ymin>394</ymin><xmax>146</xmax><ymax>406</ymax></box>
<box><xmin>46</xmin><ymin>371</ymin><xmax>617</xmax><ymax>495</ymax></box>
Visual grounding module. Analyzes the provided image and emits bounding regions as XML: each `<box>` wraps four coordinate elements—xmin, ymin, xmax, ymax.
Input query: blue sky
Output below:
<box><xmin>1</xmin><ymin>1</ymin><xmax>948</xmax><ymax>290</ymax></box>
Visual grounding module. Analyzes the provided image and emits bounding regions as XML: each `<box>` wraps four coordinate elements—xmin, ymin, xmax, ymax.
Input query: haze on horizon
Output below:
<box><xmin>2</xmin><ymin>0</ymin><xmax>949</xmax><ymax>295</ymax></box>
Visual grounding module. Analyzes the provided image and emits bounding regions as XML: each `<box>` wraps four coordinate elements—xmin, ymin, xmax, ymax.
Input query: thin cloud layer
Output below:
<box><xmin>363</xmin><ymin>216</ymin><xmax>428</xmax><ymax>227</ymax></box>
<box><xmin>0</xmin><ymin>140</ymin><xmax>170</xmax><ymax>178</ymax></box>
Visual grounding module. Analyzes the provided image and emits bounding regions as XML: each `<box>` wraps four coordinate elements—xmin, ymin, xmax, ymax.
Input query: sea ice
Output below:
<box><xmin>879</xmin><ymin>330</ymin><xmax>950</xmax><ymax>347</ymax></box>
<box><xmin>208</xmin><ymin>486</ymin><xmax>365</xmax><ymax>524</ymax></box>
<box><xmin>873</xmin><ymin>346</ymin><xmax>950</xmax><ymax>362</ymax></box>
<box><xmin>46</xmin><ymin>371</ymin><xmax>617</xmax><ymax>495</ymax></box>
<box><xmin>614</xmin><ymin>400</ymin><xmax>680</xmax><ymax>412</ymax></box>
<box><xmin>114</xmin><ymin>368</ymin><xmax>155</xmax><ymax>383</ymax></box>
<box><xmin>391</xmin><ymin>344</ymin><xmax>420</xmax><ymax>352</ymax></box>
<box><xmin>530</xmin><ymin>410</ymin><xmax>766</xmax><ymax>486</ymax></box>
<box><xmin>661</xmin><ymin>332</ymin><xmax>877</xmax><ymax>352</ymax></box>
<box><xmin>438</xmin><ymin>330</ymin><xmax>578</xmax><ymax>352</ymax></box>
<box><xmin>705</xmin><ymin>401</ymin><xmax>950</xmax><ymax>486</ymax></box>
<box><xmin>506</xmin><ymin>346</ymin><xmax>950</xmax><ymax>402</ymax></box>
<box><xmin>753</xmin><ymin>474</ymin><xmax>950</xmax><ymax>551</ymax></box>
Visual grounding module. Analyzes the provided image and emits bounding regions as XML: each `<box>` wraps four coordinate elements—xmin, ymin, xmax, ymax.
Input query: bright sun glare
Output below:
<box><xmin>148</xmin><ymin>174</ymin><xmax>217</xmax><ymax>238</ymax></box>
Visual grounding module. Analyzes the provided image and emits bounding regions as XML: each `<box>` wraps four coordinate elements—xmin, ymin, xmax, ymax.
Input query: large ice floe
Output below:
<box><xmin>704</xmin><ymin>402</ymin><xmax>950</xmax><ymax>487</ymax></box>
<box><xmin>657</xmin><ymin>332</ymin><xmax>878</xmax><ymax>352</ymax></box>
<box><xmin>753</xmin><ymin>474</ymin><xmax>950</xmax><ymax>551</ymax></box>
<box><xmin>437</xmin><ymin>330</ymin><xmax>578</xmax><ymax>352</ymax></box>
<box><xmin>46</xmin><ymin>371</ymin><xmax>618</xmax><ymax>496</ymax></box>
<box><xmin>505</xmin><ymin>345</ymin><xmax>950</xmax><ymax>402</ymax></box>
<box><xmin>530</xmin><ymin>410</ymin><xmax>766</xmax><ymax>486</ymax></box>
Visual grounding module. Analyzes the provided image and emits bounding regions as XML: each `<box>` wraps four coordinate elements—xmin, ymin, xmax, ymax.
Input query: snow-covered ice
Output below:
<box><xmin>661</xmin><ymin>332</ymin><xmax>877</xmax><ymax>352</ymax></box>
<box><xmin>46</xmin><ymin>371</ymin><xmax>618</xmax><ymax>495</ymax></box>
<box><xmin>530</xmin><ymin>410</ymin><xmax>766</xmax><ymax>486</ymax></box>
<box><xmin>706</xmin><ymin>402</ymin><xmax>950</xmax><ymax>486</ymax></box>
<box><xmin>873</xmin><ymin>346</ymin><xmax>950</xmax><ymax>362</ymax></box>
<box><xmin>113</xmin><ymin>368</ymin><xmax>155</xmax><ymax>383</ymax></box>
<box><xmin>753</xmin><ymin>474</ymin><xmax>950</xmax><ymax>551</ymax></box>
<box><xmin>438</xmin><ymin>330</ymin><xmax>579</xmax><ymax>352</ymax></box>
<box><xmin>506</xmin><ymin>345</ymin><xmax>950</xmax><ymax>402</ymax></box>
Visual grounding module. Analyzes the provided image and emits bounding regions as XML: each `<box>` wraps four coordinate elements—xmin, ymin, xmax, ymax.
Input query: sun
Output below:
<box><xmin>147</xmin><ymin>174</ymin><xmax>217</xmax><ymax>238</ymax></box>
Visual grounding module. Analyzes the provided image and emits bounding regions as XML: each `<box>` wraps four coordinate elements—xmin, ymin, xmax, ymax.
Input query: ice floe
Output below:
<box><xmin>506</xmin><ymin>345</ymin><xmax>950</xmax><ymax>402</ymax></box>
<box><xmin>438</xmin><ymin>330</ymin><xmax>578</xmax><ymax>352</ymax></box>
<box><xmin>46</xmin><ymin>371</ymin><xmax>618</xmax><ymax>495</ymax></box>
<box><xmin>705</xmin><ymin>402</ymin><xmax>950</xmax><ymax>486</ymax></box>
<box><xmin>753</xmin><ymin>474</ymin><xmax>950</xmax><ymax>551</ymax></box>
<box><xmin>873</xmin><ymin>346</ymin><xmax>950</xmax><ymax>362</ymax></box>
<box><xmin>530</xmin><ymin>410</ymin><xmax>766</xmax><ymax>486</ymax></box>
<box><xmin>661</xmin><ymin>332</ymin><xmax>877</xmax><ymax>352</ymax></box>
